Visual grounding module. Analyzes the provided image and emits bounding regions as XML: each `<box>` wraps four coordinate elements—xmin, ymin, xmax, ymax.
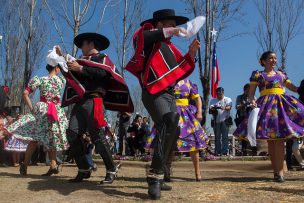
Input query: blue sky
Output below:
<box><xmin>32</xmin><ymin>0</ymin><xmax>303</xmax><ymax>125</ymax></box>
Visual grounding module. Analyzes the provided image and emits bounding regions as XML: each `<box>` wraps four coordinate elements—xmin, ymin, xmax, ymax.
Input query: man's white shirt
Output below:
<box><xmin>210</xmin><ymin>96</ymin><xmax>232</xmax><ymax>123</ymax></box>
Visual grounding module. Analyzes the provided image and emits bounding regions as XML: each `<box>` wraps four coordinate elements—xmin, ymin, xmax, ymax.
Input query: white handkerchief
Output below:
<box><xmin>46</xmin><ymin>46</ymin><xmax>65</xmax><ymax>66</ymax></box>
<box><xmin>46</xmin><ymin>46</ymin><xmax>75</xmax><ymax>73</ymax></box>
<box><xmin>58</xmin><ymin>62</ymin><xmax>68</xmax><ymax>73</ymax></box>
<box><xmin>179</xmin><ymin>16</ymin><xmax>206</xmax><ymax>38</ymax></box>
<box><xmin>247</xmin><ymin>108</ymin><xmax>260</xmax><ymax>147</ymax></box>
<box><xmin>59</xmin><ymin>54</ymin><xmax>76</xmax><ymax>73</ymax></box>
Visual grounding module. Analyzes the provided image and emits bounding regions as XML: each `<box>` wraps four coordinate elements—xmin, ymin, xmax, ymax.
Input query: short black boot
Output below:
<box><xmin>147</xmin><ymin>177</ymin><xmax>161</xmax><ymax>200</ymax></box>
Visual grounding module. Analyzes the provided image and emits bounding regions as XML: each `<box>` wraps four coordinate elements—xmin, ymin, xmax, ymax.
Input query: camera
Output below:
<box><xmin>209</xmin><ymin>105</ymin><xmax>222</xmax><ymax>116</ymax></box>
<box><xmin>241</xmin><ymin>101</ymin><xmax>253</xmax><ymax>114</ymax></box>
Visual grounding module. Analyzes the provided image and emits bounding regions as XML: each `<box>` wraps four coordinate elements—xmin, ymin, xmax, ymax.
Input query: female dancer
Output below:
<box><xmin>146</xmin><ymin>79</ymin><xmax>209</xmax><ymax>181</ymax></box>
<box><xmin>234</xmin><ymin>51</ymin><xmax>304</xmax><ymax>182</ymax></box>
<box><xmin>6</xmin><ymin>63</ymin><xmax>69</xmax><ymax>176</ymax></box>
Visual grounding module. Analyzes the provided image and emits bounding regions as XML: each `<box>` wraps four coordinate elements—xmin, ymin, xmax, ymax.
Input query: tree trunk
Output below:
<box><xmin>281</xmin><ymin>49</ymin><xmax>286</xmax><ymax>70</ymax></box>
<box><xmin>121</xmin><ymin>0</ymin><xmax>128</xmax><ymax>78</ymax></box>
<box><xmin>22</xmin><ymin>0</ymin><xmax>35</xmax><ymax>113</ymax></box>
<box><xmin>72</xmin><ymin>21</ymin><xmax>80</xmax><ymax>57</ymax></box>
<box><xmin>201</xmin><ymin>0</ymin><xmax>211</xmax><ymax>126</ymax></box>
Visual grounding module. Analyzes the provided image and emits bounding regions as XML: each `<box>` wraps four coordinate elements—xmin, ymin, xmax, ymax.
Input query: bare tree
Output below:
<box><xmin>255</xmin><ymin>0</ymin><xmax>304</xmax><ymax>69</ymax></box>
<box><xmin>184</xmin><ymin>0</ymin><xmax>244</xmax><ymax>126</ymax></box>
<box><xmin>18</xmin><ymin>0</ymin><xmax>48</xmax><ymax>112</ymax></box>
<box><xmin>0</xmin><ymin>0</ymin><xmax>24</xmax><ymax>88</ymax></box>
<box><xmin>0</xmin><ymin>0</ymin><xmax>45</xmax><ymax>108</ymax></box>
<box><xmin>255</xmin><ymin>0</ymin><xmax>276</xmax><ymax>52</ymax></box>
<box><xmin>111</xmin><ymin>0</ymin><xmax>145</xmax><ymax>77</ymax></box>
<box><xmin>275</xmin><ymin>0</ymin><xmax>304</xmax><ymax>69</ymax></box>
<box><xmin>44</xmin><ymin>0</ymin><xmax>99</xmax><ymax>57</ymax></box>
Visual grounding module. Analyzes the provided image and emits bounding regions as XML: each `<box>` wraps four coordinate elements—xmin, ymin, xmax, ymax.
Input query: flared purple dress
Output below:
<box><xmin>234</xmin><ymin>70</ymin><xmax>304</xmax><ymax>139</ymax></box>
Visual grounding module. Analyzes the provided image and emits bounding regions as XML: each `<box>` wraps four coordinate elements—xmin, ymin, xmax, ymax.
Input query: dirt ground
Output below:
<box><xmin>1</xmin><ymin>160</ymin><xmax>304</xmax><ymax>203</ymax></box>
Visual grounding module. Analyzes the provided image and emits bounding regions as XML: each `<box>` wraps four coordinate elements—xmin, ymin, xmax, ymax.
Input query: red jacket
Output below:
<box><xmin>125</xmin><ymin>23</ymin><xmax>195</xmax><ymax>94</ymax></box>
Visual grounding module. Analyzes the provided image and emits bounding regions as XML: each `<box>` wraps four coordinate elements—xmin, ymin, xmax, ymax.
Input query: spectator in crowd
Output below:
<box><xmin>209</xmin><ymin>87</ymin><xmax>232</xmax><ymax>156</ymax></box>
<box><xmin>0</xmin><ymin>106</ymin><xmax>12</xmax><ymax>167</ymax></box>
<box><xmin>141</xmin><ymin>117</ymin><xmax>150</xmax><ymax>143</ymax></box>
<box><xmin>235</xmin><ymin>84</ymin><xmax>257</xmax><ymax>156</ymax></box>
<box><xmin>105</xmin><ymin>124</ymin><xmax>118</xmax><ymax>154</ymax></box>
<box><xmin>117</xmin><ymin>112</ymin><xmax>131</xmax><ymax>155</ymax></box>
<box><xmin>127</xmin><ymin>114</ymin><xmax>145</xmax><ymax>156</ymax></box>
<box><xmin>0</xmin><ymin>112</ymin><xmax>9</xmax><ymax>167</ymax></box>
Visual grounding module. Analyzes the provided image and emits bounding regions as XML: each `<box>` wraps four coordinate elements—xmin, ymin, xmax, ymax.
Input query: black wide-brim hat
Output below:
<box><xmin>140</xmin><ymin>9</ymin><xmax>189</xmax><ymax>26</ymax></box>
<box><xmin>74</xmin><ymin>32</ymin><xmax>110</xmax><ymax>51</ymax></box>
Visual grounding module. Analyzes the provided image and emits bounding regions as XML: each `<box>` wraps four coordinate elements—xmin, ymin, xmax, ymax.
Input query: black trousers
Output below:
<box><xmin>118</xmin><ymin>124</ymin><xmax>129</xmax><ymax>155</ymax></box>
<box><xmin>286</xmin><ymin>139</ymin><xmax>293</xmax><ymax>169</ymax></box>
<box><xmin>67</xmin><ymin>98</ymin><xmax>115</xmax><ymax>172</ymax></box>
<box><xmin>142</xmin><ymin>88</ymin><xmax>179</xmax><ymax>175</ymax></box>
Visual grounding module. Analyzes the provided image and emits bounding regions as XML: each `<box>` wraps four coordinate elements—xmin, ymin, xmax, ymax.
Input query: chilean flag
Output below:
<box><xmin>211</xmin><ymin>41</ymin><xmax>220</xmax><ymax>98</ymax></box>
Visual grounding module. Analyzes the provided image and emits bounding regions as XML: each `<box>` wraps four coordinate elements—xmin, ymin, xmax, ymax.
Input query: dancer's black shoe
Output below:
<box><xmin>19</xmin><ymin>163</ymin><xmax>27</xmax><ymax>176</ymax></box>
<box><xmin>69</xmin><ymin>171</ymin><xmax>91</xmax><ymax>183</ymax></box>
<box><xmin>100</xmin><ymin>162</ymin><xmax>121</xmax><ymax>184</ymax></box>
<box><xmin>42</xmin><ymin>165</ymin><xmax>60</xmax><ymax>176</ymax></box>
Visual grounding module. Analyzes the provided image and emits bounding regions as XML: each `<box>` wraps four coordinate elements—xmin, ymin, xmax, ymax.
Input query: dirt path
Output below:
<box><xmin>1</xmin><ymin>160</ymin><xmax>304</xmax><ymax>202</ymax></box>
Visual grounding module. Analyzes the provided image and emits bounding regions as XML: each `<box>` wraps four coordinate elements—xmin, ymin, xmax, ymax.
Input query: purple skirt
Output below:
<box><xmin>234</xmin><ymin>94</ymin><xmax>304</xmax><ymax>139</ymax></box>
<box><xmin>145</xmin><ymin>104</ymin><xmax>209</xmax><ymax>152</ymax></box>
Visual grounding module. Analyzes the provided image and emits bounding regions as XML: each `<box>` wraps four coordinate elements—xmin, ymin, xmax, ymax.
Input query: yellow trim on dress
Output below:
<box><xmin>191</xmin><ymin>94</ymin><xmax>200</xmax><ymax>100</ymax></box>
<box><xmin>260</xmin><ymin>88</ymin><xmax>284</xmax><ymax>97</ymax></box>
<box><xmin>176</xmin><ymin>99</ymin><xmax>189</xmax><ymax>106</ymax></box>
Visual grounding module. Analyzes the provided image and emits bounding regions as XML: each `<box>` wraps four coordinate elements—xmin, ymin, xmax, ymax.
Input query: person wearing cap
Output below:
<box><xmin>235</xmin><ymin>84</ymin><xmax>257</xmax><ymax>156</ymax></box>
<box><xmin>125</xmin><ymin>9</ymin><xmax>200</xmax><ymax>200</ymax></box>
<box><xmin>209</xmin><ymin>87</ymin><xmax>232</xmax><ymax>156</ymax></box>
<box><xmin>5</xmin><ymin>62</ymin><xmax>69</xmax><ymax>176</ymax></box>
<box><xmin>59</xmin><ymin>32</ymin><xmax>134</xmax><ymax>184</ymax></box>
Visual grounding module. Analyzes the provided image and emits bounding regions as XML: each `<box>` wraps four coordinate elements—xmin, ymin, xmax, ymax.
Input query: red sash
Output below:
<box><xmin>40</xmin><ymin>96</ymin><xmax>60</xmax><ymax>122</ymax></box>
<box><xmin>93</xmin><ymin>97</ymin><xmax>107</xmax><ymax>128</ymax></box>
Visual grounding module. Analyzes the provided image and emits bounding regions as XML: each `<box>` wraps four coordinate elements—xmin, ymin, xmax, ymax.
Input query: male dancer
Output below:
<box><xmin>61</xmin><ymin>33</ymin><xmax>133</xmax><ymax>184</ymax></box>
<box><xmin>126</xmin><ymin>9</ymin><xmax>200</xmax><ymax>199</ymax></box>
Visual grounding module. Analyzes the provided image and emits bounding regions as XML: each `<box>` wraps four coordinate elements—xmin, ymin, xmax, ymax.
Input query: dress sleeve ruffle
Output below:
<box><xmin>189</xmin><ymin>80</ymin><xmax>200</xmax><ymax>100</ymax></box>
<box><xmin>277</xmin><ymin>69</ymin><xmax>292</xmax><ymax>85</ymax></box>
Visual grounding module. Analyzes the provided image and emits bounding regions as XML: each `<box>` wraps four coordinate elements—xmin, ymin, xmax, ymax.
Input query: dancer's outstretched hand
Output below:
<box><xmin>188</xmin><ymin>39</ymin><xmax>200</xmax><ymax>59</ymax></box>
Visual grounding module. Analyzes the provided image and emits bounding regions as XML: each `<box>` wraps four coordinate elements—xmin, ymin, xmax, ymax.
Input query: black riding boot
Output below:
<box><xmin>147</xmin><ymin>112</ymin><xmax>179</xmax><ymax>199</ymax></box>
<box><xmin>147</xmin><ymin>175</ymin><xmax>162</xmax><ymax>200</ymax></box>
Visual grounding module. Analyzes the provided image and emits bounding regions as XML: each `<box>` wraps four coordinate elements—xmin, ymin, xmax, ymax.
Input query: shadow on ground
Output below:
<box><xmin>0</xmin><ymin>172</ymin><xmax>149</xmax><ymax>200</ymax></box>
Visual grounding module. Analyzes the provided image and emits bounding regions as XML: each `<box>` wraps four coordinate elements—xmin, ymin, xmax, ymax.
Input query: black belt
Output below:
<box><xmin>84</xmin><ymin>93</ymin><xmax>103</xmax><ymax>99</ymax></box>
<box><xmin>164</xmin><ymin>86</ymin><xmax>175</xmax><ymax>95</ymax></box>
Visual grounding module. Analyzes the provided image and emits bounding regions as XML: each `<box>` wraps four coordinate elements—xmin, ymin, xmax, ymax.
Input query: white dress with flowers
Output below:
<box><xmin>6</xmin><ymin>75</ymin><xmax>69</xmax><ymax>151</ymax></box>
